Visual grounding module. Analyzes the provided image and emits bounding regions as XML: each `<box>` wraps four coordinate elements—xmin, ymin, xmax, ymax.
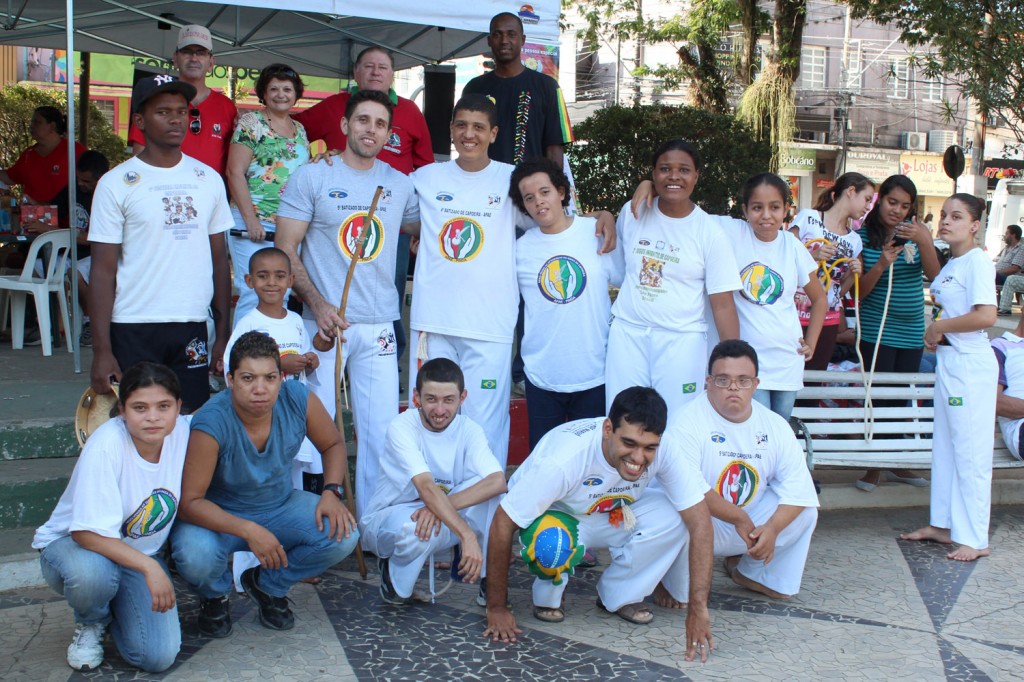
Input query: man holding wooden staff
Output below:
<box><xmin>277</xmin><ymin>90</ymin><xmax>420</xmax><ymax>517</ymax></box>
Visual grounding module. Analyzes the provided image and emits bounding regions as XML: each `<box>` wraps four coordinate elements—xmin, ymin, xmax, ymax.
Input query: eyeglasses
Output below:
<box><xmin>189</xmin><ymin>108</ymin><xmax>201</xmax><ymax>135</ymax></box>
<box><xmin>711</xmin><ymin>375</ymin><xmax>755</xmax><ymax>389</ymax></box>
<box><xmin>178</xmin><ymin>48</ymin><xmax>211</xmax><ymax>58</ymax></box>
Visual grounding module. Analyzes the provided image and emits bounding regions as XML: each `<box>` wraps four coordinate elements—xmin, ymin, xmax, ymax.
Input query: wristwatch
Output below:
<box><xmin>323</xmin><ymin>483</ymin><xmax>346</xmax><ymax>501</ymax></box>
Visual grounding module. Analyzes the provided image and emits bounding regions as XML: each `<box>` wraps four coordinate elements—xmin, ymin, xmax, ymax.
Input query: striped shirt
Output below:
<box><xmin>857</xmin><ymin>227</ymin><xmax>927</xmax><ymax>349</ymax></box>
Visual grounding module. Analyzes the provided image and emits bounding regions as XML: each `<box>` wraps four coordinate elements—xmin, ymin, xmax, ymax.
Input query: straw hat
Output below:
<box><xmin>74</xmin><ymin>385</ymin><xmax>119</xmax><ymax>447</ymax></box>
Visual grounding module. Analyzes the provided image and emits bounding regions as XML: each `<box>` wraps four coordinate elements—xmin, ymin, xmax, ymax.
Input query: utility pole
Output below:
<box><xmin>835</xmin><ymin>4</ymin><xmax>853</xmax><ymax>177</ymax></box>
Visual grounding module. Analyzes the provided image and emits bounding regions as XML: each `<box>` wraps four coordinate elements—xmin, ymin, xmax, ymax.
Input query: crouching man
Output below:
<box><xmin>660</xmin><ymin>340</ymin><xmax>819</xmax><ymax>602</ymax></box>
<box><xmin>360</xmin><ymin>358</ymin><xmax>507</xmax><ymax>605</ymax></box>
<box><xmin>171</xmin><ymin>332</ymin><xmax>358</xmax><ymax>636</ymax></box>
<box><xmin>483</xmin><ymin>387</ymin><xmax>715</xmax><ymax>662</ymax></box>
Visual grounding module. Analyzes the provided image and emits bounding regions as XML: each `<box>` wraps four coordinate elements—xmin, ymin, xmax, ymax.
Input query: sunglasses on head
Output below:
<box><xmin>189</xmin><ymin>108</ymin><xmax>201</xmax><ymax>135</ymax></box>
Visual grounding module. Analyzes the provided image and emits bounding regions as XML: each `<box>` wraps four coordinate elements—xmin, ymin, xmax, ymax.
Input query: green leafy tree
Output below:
<box><xmin>568</xmin><ymin>103</ymin><xmax>771</xmax><ymax>215</ymax></box>
<box><xmin>0</xmin><ymin>84</ymin><xmax>128</xmax><ymax>173</ymax></box>
<box><xmin>845</xmin><ymin>0</ymin><xmax>1024</xmax><ymax>141</ymax></box>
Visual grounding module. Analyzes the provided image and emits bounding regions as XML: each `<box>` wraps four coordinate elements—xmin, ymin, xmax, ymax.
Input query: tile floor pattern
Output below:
<box><xmin>2</xmin><ymin>507</ymin><xmax>1022</xmax><ymax>681</ymax></box>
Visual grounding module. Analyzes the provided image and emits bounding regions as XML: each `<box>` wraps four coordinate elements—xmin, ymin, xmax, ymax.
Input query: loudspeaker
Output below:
<box><xmin>423</xmin><ymin>65</ymin><xmax>456</xmax><ymax>157</ymax></box>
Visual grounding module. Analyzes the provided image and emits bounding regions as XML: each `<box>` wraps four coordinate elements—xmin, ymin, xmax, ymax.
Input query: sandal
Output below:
<box><xmin>597</xmin><ymin>597</ymin><xmax>654</xmax><ymax>625</ymax></box>
<box><xmin>532</xmin><ymin>605</ymin><xmax>565</xmax><ymax>623</ymax></box>
<box><xmin>300</xmin><ymin>575</ymin><xmax>323</xmax><ymax>585</ymax></box>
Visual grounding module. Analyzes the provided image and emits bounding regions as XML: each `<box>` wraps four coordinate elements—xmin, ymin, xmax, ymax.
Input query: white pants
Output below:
<box><xmin>530</xmin><ymin>491</ymin><xmax>684</xmax><ymax>611</ymax></box>
<box><xmin>228</xmin><ymin>207</ymin><xmax>285</xmax><ymax>328</ymax></box>
<box><xmin>359</xmin><ymin>479</ymin><xmax>491</xmax><ymax>597</ymax></box>
<box><xmin>662</xmin><ymin>489</ymin><xmax>818</xmax><ymax>598</ymax></box>
<box><xmin>605</xmin><ymin>318</ymin><xmax>708</xmax><ymax>416</ymax></box>
<box><xmin>932</xmin><ymin>346</ymin><xmax>998</xmax><ymax>550</ymax></box>
<box><xmin>410</xmin><ymin>330</ymin><xmax>511</xmax><ymax>469</ymax></box>
<box><xmin>305</xmin><ymin>318</ymin><xmax>399</xmax><ymax>518</ymax></box>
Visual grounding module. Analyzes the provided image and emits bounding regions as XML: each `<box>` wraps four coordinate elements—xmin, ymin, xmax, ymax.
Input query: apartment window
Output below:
<box><xmin>801</xmin><ymin>46</ymin><xmax>826</xmax><ymax>89</ymax></box>
<box><xmin>845</xmin><ymin>41</ymin><xmax>861</xmax><ymax>92</ymax></box>
<box><xmin>889</xmin><ymin>58</ymin><xmax>910</xmax><ymax>99</ymax></box>
<box><xmin>923</xmin><ymin>77</ymin><xmax>944</xmax><ymax>103</ymax></box>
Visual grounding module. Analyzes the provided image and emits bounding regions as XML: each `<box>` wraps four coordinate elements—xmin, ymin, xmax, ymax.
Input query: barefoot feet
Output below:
<box><xmin>899</xmin><ymin>525</ymin><xmax>952</xmax><ymax>544</ymax></box>
<box><xmin>724</xmin><ymin>556</ymin><xmax>791</xmax><ymax>600</ymax></box>
<box><xmin>652</xmin><ymin>581</ymin><xmax>686</xmax><ymax>609</ymax></box>
<box><xmin>947</xmin><ymin>545</ymin><xmax>990</xmax><ymax>562</ymax></box>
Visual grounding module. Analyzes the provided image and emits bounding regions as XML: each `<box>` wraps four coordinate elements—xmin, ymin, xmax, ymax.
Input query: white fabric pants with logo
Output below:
<box><xmin>359</xmin><ymin>477</ymin><xmax>491</xmax><ymax>597</ymax></box>
<box><xmin>531</xmin><ymin>490</ymin><xmax>684</xmax><ymax>611</ymax></box>
<box><xmin>661</xmin><ymin>488</ymin><xmax>818</xmax><ymax>598</ymax></box>
<box><xmin>605</xmin><ymin>318</ymin><xmax>708</xmax><ymax>416</ymax></box>
<box><xmin>305</xmin><ymin>319</ymin><xmax>399</xmax><ymax>518</ymax></box>
<box><xmin>409</xmin><ymin>330</ymin><xmax>511</xmax><ymax>469</ymax></box>
<box><xmin>932</xmin><ymin>345</ymin><xmax>998</xmax><ymax>550</ymax></box>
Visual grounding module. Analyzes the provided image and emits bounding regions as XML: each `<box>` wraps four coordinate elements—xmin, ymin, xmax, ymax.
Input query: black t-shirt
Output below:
<box><xmin>53</xmin><ymin>182</ymin><xmax>94</xmax><ymax>259</ymax></box>
<box><xmin>462</xmin><ymin>67</ymin><xmax>573</xmax><ymax>165</ymax></box>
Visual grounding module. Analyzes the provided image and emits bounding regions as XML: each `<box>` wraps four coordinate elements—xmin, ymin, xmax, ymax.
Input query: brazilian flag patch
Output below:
<box><xmin>481</xmin><ymin>379</ymin><xmax>497</xmax><ymax>389</ymax></box>
<box><xmin>683</xmin><ymin>383</ymin><xmax>697</xmax><ymax>394</ymax></box>
<box><xmin>948</xmin><ymin>396</ymin><xmax>964</xmax><ymax>406</ymax></box>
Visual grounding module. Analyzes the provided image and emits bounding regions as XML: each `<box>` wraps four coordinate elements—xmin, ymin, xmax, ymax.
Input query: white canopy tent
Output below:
<box><xmin>0</xmin><ymin>0</ymin><xmax>559</xmax><ymax>370</ymax></box>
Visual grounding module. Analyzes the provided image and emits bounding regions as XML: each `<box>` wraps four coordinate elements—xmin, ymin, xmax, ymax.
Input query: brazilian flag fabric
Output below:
<box><xmin>520</xmin><ymin>510</ymin><xmax>586</xmax><ymax>585</ymax></box>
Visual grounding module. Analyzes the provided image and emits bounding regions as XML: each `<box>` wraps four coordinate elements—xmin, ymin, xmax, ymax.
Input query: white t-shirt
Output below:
<box><xmin>993</xmin><ymin>332</ymin><xmax>1024</xmax><ymax>458</ymax></box>
<box><xmin>363</xmin><ymin>408</ymin><xmax>501</xmax><ymax>517</ymax></box>
<box><xmin>516</xmin><ymin>217</ymin><xmax>623</xmax><ymax>391</ymax></box>
<box><xmin>33</xmin><ymin>415</ymin><xmax>192</xmax><ymax>556</ymax></box>
<box><xmin>930</xmin><ymin>247</ymin><xmax>997</xmax><ymax>353</ymax></box>
<box><xmin>223</xmin><ymin>308</ymin><xmax>311</xmax><ymax>383</ymax></box>
<box><xmin>410</xmin><ymin>161</ymin><xmax>522</xmax><ymax>343</ymax></box>
<box><xmin>717</xmin><ymin>218</ymin><xmax>818</xmax><ymax>391</ymax></box>
<box><xmin>501</xmin><ymin>417</ymin><xmax>707</xmax><ymax>527</ymax></box>
<box><xmin>791</xmin><ymin>209</ymin><xmax>863</xmax><ymax>325</ymax></box>
<box><xmin>277</xmin><ymin>158</ymin><xmax>418</xmax><ymax>325</ymax></box>
<box><xmin>664</xmin><ymin>394</ymin><xmax>819</xmax><ymax>510</ymax></box>
<box><xmin>88</xmin><ymin>155</ymin><xmax>232</xmax><ymax>323</ymax></box>
<box><xmin>612</xmin><ymin>200</ymin><xmax>740</xmax><ymax>332</ymax></box>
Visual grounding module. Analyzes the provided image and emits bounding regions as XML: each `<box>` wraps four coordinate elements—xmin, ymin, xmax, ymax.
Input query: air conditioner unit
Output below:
<box><xmin>900</xmin><ymin>131</ymin><xmax>927</xmax><ymax>151</ymax></box>
<box><xmin>928</xmin><ymin>130</ymin><xmax>957</xmax><ymax>153</ymax></box>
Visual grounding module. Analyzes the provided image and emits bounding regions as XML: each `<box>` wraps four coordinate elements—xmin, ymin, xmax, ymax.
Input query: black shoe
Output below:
<box><xmin>240</xmin><ymin>567</ymin><xmax>295</xmax><ymax>630</ymax></box>
<box><xmin>998</xmin><ymin>309</ymin><xmax>1013</xmax><ymax>316</ymax></box>
<box><xmin>378</xmin><ymin>557</ymin><xmax>412</xmax><ymax>605</ymax></box>
<box><xmin>197</xmin><ymin>595</ymin><xmax>232</xmax><ymax>638</ymax></box>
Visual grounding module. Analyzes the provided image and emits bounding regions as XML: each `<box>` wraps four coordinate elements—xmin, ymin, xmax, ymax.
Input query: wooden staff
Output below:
<box><xmin>332</xmin><ymin>185</ymin><xmax>383</xmax><ymax>580</ymax></box>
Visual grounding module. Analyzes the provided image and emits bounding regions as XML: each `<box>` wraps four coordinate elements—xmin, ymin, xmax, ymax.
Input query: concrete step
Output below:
<box><xmin>0</xmin><ymin>457</ymin><xmax>76</xmax><ymax>530</ymax></box>
<box><xmin>0</xmin><ymin>418</ymin><xmax>78</xmax><ymax>460</ymax></box>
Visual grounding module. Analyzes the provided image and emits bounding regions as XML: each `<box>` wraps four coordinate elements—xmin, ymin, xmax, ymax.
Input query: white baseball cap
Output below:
<box><xmin>177</xmin><ymin>24</ymin><xmax>213</xmax><ymax>52</ymax></box>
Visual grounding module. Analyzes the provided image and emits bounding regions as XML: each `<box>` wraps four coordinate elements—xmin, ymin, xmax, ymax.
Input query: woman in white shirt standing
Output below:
<box><xmin>901</xmin><ymin>194</ymin><xmax>997</xmax><ymax>562</ymax></box>
<box><xmin>717</xmin><ymin>173</ymin><xmax>827</xmax><ymax>420</ymax></box>
<box><xmin>790</xmin><ymin>172</ymin><xmax>874</xmax><ymax>369</ymax></box>
<box><xmin>33</xmin><ymin>363</ymin><xmax>190</xmax><ymax>672</ymax></box>
<box><xmin>511</xmin><ymin>158</ymin><xmax>622</xmax><ymax>449</ymax></box>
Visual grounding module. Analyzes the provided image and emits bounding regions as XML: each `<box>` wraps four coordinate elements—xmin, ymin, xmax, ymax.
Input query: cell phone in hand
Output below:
<box><xmin>892</xmin><ymin>221</ymin><xmax>912</xmax><ymax>247</ymax></box>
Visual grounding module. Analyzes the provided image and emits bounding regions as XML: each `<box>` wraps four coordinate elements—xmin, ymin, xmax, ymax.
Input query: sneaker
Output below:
<box><xmin>240</xmin><ymin>567</ymin><xmax>294</xmax><ymax>630</ymax></box>
<box><xmin>476</xmin><ymin>577</ymin><xmax>511</xmax><ymax>608</ymax></box>
<box><xmin>998</xmin><ymin>309</ymin><xmax>1013</xmax><ymax>316</ymax></box>
<box><xmin>197</xmin><ymin>595</ymin><xmax>233</xmax><ymax>638</ymax></box>
<box><xmin>79</xmin><ymin>321</ymin><xmax>92</xmax><ymax>347</ymax></box>
<box><xmin>23</xmin><ymin>327</ymin><xmax>42</xmax><ymax>346</ymax></box>
<box><xmin>378</xmin><ymin>557</ymin><xmax>412</xmax><ymax>605</ymax></box>
<box><xmin>66</xmin><ymin>622</ymin><xmax>104</xmax><ymax>671</ymax></box>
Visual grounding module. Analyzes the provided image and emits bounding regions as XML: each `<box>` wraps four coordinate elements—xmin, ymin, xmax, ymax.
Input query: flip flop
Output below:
<box><xmin>596</xmin><ymin>597</ymin><xmax>654</xmax><ymax>625</ymax></box>
<box><xmin>885</xmin><ymin>471</ymin><xmax>928</xmax><ymax>487</ymax></box>
<box><xmin>532</xmin><ymin>605</ymin><xmax>565</xmax><ymax>623</ymax></box>
<box><xmin>300</xmin><ymin>575</ymin><xmax>323</xmax><ymax>585</ymax></box>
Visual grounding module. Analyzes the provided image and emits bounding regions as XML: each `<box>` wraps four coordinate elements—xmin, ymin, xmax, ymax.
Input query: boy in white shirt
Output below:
<box><xmin>359</xmin><ymin>358</ymin><xmax>507</xmax><ymax>605</ymax></box>
<box><xmin>659</xmin><ymin>340</ymin><xmax>819</xmax><ymax>601</ymax></box>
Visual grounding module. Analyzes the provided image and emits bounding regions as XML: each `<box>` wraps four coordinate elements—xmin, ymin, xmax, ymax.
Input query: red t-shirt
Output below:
<box><xmin>293</xmin><ymin>91</ymin><xmax>433</xmax><ymax>174</ymax></box>
<box><xmin>6</xmin><ymin>138</ymin><xmax>87</xmax><ymax>203</ymax></box>
<box><xmin>128</xmin><ymin>89</ymin><xmax>237</xmax><ymax>176</ymax></box>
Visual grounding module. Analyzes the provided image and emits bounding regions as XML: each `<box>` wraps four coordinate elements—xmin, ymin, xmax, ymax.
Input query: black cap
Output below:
<box><xmin>131</xmin><ymin>74</ymin><xmax>196</xmax><ymax>114</ymax></box>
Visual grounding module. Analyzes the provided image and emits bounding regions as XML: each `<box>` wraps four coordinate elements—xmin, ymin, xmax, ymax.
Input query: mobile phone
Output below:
<box><xmin>892</xmin><ymin>218</ymin><xmax>914</xmax><ymax>247</ymax></box>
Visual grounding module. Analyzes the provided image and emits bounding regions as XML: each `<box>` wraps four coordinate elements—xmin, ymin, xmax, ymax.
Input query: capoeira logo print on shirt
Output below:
<box><xmin>716</xmin><ymin>460</ymin><xmax>759</xmax><ymax>507</ymax></box>
<box><xmin>338</xmin><ymin>212</ymin><xmax>385</xmax><ymax>262</ymax></box>
<box><xmin>537</xmin><ymin>255</ymin><xmax>587</xmax><ymax>304</ymax></box>
<box><xmin>438</xmin><ymin>217</ymin><xmax>484</xmax><ymax>263</ymax></box>
<box><xmin>121</xmin><ymin>488</ymin><xmax>177</xmax><ymax>539</ymax></box>
<box><xmin>739</xmin><ymin>262</ymin><xmax>785</xmax><ymax>306</ymax></box>
<box><xmin>639</xmin><ymin>256</ymin><xmax>664</xmax><ymax>288</ymax></box>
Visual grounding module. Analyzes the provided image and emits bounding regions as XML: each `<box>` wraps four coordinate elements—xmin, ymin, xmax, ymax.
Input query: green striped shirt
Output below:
<box><xmin>857</xmin><ymin>227</ymin><xmax>926</xmax><ymax>349</ymax></box>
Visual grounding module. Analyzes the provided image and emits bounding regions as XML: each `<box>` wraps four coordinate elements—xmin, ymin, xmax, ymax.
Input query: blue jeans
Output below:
<box><xmin>40</xmin><ymin>536</ymin><xmax>180</xmax><ymax>673</ymax></box>
<box><xmin>524</xmin><ymin>379</ymin><xmax>606</xmax><ymax>450</ymax></box>
<box><xmin>753</xmin><ymin>389</ymin><xmax>798</xmax><ymax>422</ymax></box>
<box><xmin>170</xmin><ymin>489</ymin><xmax>358</xmax><ymax>599</ymax></box>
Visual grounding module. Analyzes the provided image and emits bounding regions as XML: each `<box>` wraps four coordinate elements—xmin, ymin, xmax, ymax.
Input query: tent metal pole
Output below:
<box><xmin>67</xmin><ymin>0</ymin><xmax>81</xmax><ymax>373</ymax></box>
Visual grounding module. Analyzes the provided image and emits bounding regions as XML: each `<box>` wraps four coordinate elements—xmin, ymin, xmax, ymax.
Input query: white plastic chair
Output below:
<box><xmin>0</xmin><ymin>229</ymin><xmax>73</xmax><ymax>356</ymax></box>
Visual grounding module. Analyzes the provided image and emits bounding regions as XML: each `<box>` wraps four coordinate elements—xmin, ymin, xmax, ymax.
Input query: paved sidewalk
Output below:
<box><xmin>3</xmin><ymin>506</ymin><xmax>1022</xmax><ymax>681</ymax></box>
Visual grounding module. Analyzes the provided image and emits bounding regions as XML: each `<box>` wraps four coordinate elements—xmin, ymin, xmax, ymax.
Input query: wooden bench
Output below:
<box><xmin>792</xmin><ymin>370</ymin><xmax>1024</xmax><ymax>470</ymax></box>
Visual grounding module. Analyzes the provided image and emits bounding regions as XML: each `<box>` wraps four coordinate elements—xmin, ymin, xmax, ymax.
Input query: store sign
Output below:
<box><xmin>845</xmin><ymin>149</ymin><xmax>900</xmax><ymax>182</ymax></box>
<box><xmin>780</xmin><ymin>148</ymin><xmax>816</xmax><ymax>173</ymax></box>
<box><xmin>900</xmin><ymin>153</ymin><xmax>955</xmax><ymax>196</ymax></box>
<box><xmin>983</xmin><ymin>159</ymin><xmax>1024</xmax><ymax>189</ymax></box>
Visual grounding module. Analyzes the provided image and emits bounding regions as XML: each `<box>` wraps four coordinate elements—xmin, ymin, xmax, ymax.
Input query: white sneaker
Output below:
<box><xmin>66</xmin><ymin>622</ymin><xmax>105</xmax><ymax>671</ymax></box>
